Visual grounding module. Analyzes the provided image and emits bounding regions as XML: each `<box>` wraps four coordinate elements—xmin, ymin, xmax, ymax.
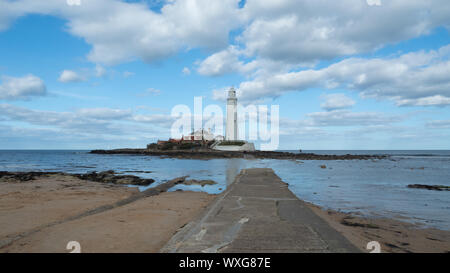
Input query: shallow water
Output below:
<box><xmin>0</xmin><ymin>150</ymin><xmax>449</xmax><ymax>230</ymax></box>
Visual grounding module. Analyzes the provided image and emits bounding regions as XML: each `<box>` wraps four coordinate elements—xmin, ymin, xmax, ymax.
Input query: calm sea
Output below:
<box><xmin>1</xmin><ymin>150</ymin><xmax>449</xmax><ymax>230</ymax></box>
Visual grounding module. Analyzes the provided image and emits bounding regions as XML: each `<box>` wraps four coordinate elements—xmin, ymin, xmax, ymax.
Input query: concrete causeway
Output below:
<box><xmin>161</xmin><ymin>168</ymin><xmax>359</xmax><ymax>253</ymax></box>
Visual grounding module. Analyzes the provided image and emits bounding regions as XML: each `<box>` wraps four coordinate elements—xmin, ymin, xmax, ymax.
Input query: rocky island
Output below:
<box><xmin>90</xmin><ymin>148</ymin><xmax>388</xmax><ymax>160</ymax></box>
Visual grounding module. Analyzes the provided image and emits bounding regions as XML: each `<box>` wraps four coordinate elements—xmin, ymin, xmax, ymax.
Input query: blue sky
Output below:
<box><xmin>0</xmin><ymin>0</ymin><xmax>450</xmax><ymax>150</ymax></box>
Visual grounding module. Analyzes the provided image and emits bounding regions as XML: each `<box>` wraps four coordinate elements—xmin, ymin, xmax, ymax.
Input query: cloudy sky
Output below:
<box><xmin>0</xmin><ymin>0</ymin><xmax>450</xmax><ymax>150</ymax></box>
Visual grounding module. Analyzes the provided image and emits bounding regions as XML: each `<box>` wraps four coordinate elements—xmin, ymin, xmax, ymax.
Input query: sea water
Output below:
<box><xmin>0</xmin><ymin>150</ymin><xmax>449</xmax><ymax>230</ymax></box>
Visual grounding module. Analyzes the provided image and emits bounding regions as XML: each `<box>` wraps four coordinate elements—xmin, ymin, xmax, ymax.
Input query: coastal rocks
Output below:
<box><xmin>0</xmin><ymin>170</ymin><xmax>155</xmax><ymax>186</ymax></box>
<box><xmin>73</xmin><ymin>170</ymin><xmax>155</xmax><ymax>186</ymax></box>
<box><xmin>183</xmin><ymin>179</ymin><xmax>217</xmax><ymax>187</ymax></box>
<box><xmin>90</xmin><ymin>149</ymin><xmax>388</xmax><ymax>161</ymax></box>
<box><xmin>407</xmin><ymin>184</ymin><xmax>450</xmax><ymax>191</ymax></box>
<box><xmin>340</xmin><ymin>217</ymin><xmax>380</xmax><ymax>229</ymax></box>
<box><xmin>0</xmin><ymin>171</ymin><xmax>58</xmax><ymax>182</ymax></box>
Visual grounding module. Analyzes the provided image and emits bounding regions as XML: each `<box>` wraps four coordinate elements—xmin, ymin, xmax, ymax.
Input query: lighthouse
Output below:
<box><xmin>226</xmin><ymin>87</ymin><xmax>238</xmax><ymax>141</ymax></box>
<box><xmin>212</xmin><ymin>87</ymin><xmax>255</xmax><ymax>151</ymax></box>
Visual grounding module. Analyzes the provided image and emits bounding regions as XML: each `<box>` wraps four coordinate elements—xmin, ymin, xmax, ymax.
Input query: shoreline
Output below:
<box><xmin>305</xmin><ymin>202</ymin><xmax>450</xmax><ymax>253</ymax></box>
<box><xmin>1</xmin><ymin>171</ymin><xmax>448</xmax><ymax>253</ymax></box>
<box><xmin>90</xmin><ymin>148</ymin><xmax>388</xmax><ymax>160</ymax></box>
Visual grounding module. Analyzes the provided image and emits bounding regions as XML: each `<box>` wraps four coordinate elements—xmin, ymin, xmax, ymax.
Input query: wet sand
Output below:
<box><xmin>0</xmin><ymin>174</ymin><xmax>215</xmax><ymax>253</ymax></box>
<box><xmin>306</xmin><ymin>202</ymin><xmax>450</xmax><ymax>253</ymax></box>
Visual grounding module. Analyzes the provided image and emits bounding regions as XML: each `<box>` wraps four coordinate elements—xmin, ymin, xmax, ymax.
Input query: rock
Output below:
<box><xmin>90</xmin><ymin>149</ymin><xmax>388</xmax><ymax>160</ymax></box>
<box><xmin>0</xmin><ymin>171</ymin><xmax>60</xmax><ymax>182</ymax></box>
<box><xmin>100</xmin><ymin>170</ymin><xmax>115</xmax><ymax>175</ymax></box>
<box><xmin>407</xmin><ymin>184</ymin><xmax>450</xmax><ymax>191</ymax></box>
<box><xmin>71</xmin><ymin>170</ymin><xmax>155</xmax><ymax>186</ymax></box>
<box><xmin>340</xmin><ymin>217</ymin><xmax>379</xmax><ymax>229</ymax></box>
<box><xmin>320</xmin><ymin>165</ymin><xmax>327</xmax><ymax>169</ymax></box>
<box><xmin>183</xmin><ymin>179</ymin><xmax>217</xmax><ymax>187</ymax></box>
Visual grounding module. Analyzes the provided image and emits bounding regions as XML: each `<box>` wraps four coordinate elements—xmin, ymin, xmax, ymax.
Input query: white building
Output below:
<box><xmin>226</xmin><ymin>87</ymin><xmax>238</xmax><ymax>140</ymax></box>
<box><xmin>213</xmin><ymin>87</ymin><xmax>255</xmax><ymax>151</ymax></box>
<box><xmin>183</xmin><ymin>128</ymin><xmax>216</xmax><ymax>141</ymax></box>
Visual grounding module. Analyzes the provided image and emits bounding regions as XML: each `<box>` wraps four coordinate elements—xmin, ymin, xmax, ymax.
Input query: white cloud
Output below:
<box><xmin>196</xmin><ymin>0</ymin><xmax>450</xmax><ymax>78</ymax></box>
<box><xmin>239</xmin><ymin>0</ymin><xmax>450</xmax><ymax>64</ymax></box>
<box><xmin>76</xmin><ymin>108</ymin><xmax>132</xmax><ymax>120</ymax></box>
<box><xmin>229</xmin><ymin>45</ymin><xmax>450</xmax><ymax>106</ymax></box>
<box><xmin>66</xmin><ymin>0</ymin><xmax>81</xmax><ymax>7</ymax></box>
<box><xmin>396</xmin><ymin>95</ymin><xmax>450</xmax><ymax>107</ymax></box>
<box><xmin>0</xmin><ymin>0</ymin><xmax>243</xmax><ymax>65</ymax></box>
<box><xmin>212</xmin><ymin>87</ymin><xmax>230</xmax><ymax>101</ymax></box>
<box><xmin>305</xmin><ymin>110</ymin><xmax>401</xmax><ymax>127</ymax></box>
<box><xmin>2</xmin><ymin>0</ymin><xmax>450</xmax><ymax>113</ymax></box>
<box><xmin>0</xmin><ymin>103</ymin><xmax>175</xmax><ymax>136</ymax></box>
<box><xmin>58</xmin><ymin>70</ymin><xmax>85</xmax><ymax>83</ymax></box>
<box><xmin>197</xmin><ymin>46</ymin><xmax>295</xmax><ymax>78</ymax></box>
<box><xmin>0</xmin><ymin>74</ymin><xmax>47</xmax><ymax>100</ymax></box>
<box><xmin>95</xmin><ymin>64</ymin><xmax>106</xmax><ymax>77</ymax></box>
<box><xmin>182</xmin><ymin>67</ymin><xmax>191</xmax><ymax>75</ymax></box>
<box><xmin>59</xmin><ymin>65</ymin><xmax>107</xmax><ymax>83</ymax></box>
<box><xmin>197</xmin><ymin>46</ymin><xmax>243</xmax><ymax>76</ymax></box>
<box><xmin>139</xmin><ymin>88</ymin><xmax>161</xmax><ymax>96</ymax></box>
<box><xmin>148</xmin><ymin>88</ymin><xmax>161</xmax><ymax>95</ymax></box>
<box><xmin>366</xmin><ymin>0</ymin><xmax>382</xmax><ymax>7</ymax></box>
<box><xmin>426</xmin><ymin>120</ymin><xmax>450</xmax><ymax>128</ymax></box>
<box><xmin>0</xmin><ymin>104</ymin><xmax>127</xmax><ymax>127</ymax></box>
<box><xmin>320</xmin><ymin>94</ymin><xmax>356</xmax><ymax>111</ymax></box>
<box><xmin>131</xmin><ymin>114</ymin><xmax>175</xmax><ymax>127</ymax></box>
<box><xmin>162</xmin><ymin>0</ymin><xmax>243</xmax><ymax>50</ymax></box>
<box><xmin>2</xmin><ymin>0</ymin><xmax>450</xmax><ymax>70</ymax></box>
<box><xmin>123</xmin><ymin>71</ymin><xmax>135</xmax><ymax>78</ymax></box>
<box><xmin>276</xmin><ymin>109</ymin><xmax>405</xmax><ymax>143</ymax></box>
<box><xmin>2</xmin><ymin>0</ymin><xmax>450</xmax><ymax>75</ymax></box>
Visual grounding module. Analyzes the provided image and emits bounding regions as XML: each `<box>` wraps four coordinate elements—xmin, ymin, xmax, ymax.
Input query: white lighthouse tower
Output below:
<box><xmin>226</xmin><ymin>87</ymin><xmax>238</xmax><ymax>141</ymax></box>
<box><xmin>211</xmin><ymin>87</ymin><xmax>254</xmax><ymax>151</ymax></box>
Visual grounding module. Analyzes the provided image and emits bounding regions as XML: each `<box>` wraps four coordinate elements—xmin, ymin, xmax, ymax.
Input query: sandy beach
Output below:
<box><xmin>306</xmin><ymin>203</ymin><xmax>450</xmax><ymax>253</ymax></box>
<box><xmin>0</xmin><ymin>173</ymin><xmax>215</xmax><ymax>253</ymax></box>
<box><xmin>1</xmin><ymin>171</ymin><xmax>449</xmax><ymax>253</ymax></box>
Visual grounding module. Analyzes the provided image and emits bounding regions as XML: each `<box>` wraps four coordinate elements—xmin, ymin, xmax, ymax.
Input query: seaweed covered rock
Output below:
<box><xmin>183</xmin><ymin>179</ymin><xmax>217</xmax><ymax>187</ymax></box>
<box><xmin>72</xmin><ymin>170</ymin><xmax>155</xmax><ymax>186</ymax></box>
<box><xmin>0</xmin><ymin>171</ymin><xmax>59</xmax><ymax>182</ymax></box>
